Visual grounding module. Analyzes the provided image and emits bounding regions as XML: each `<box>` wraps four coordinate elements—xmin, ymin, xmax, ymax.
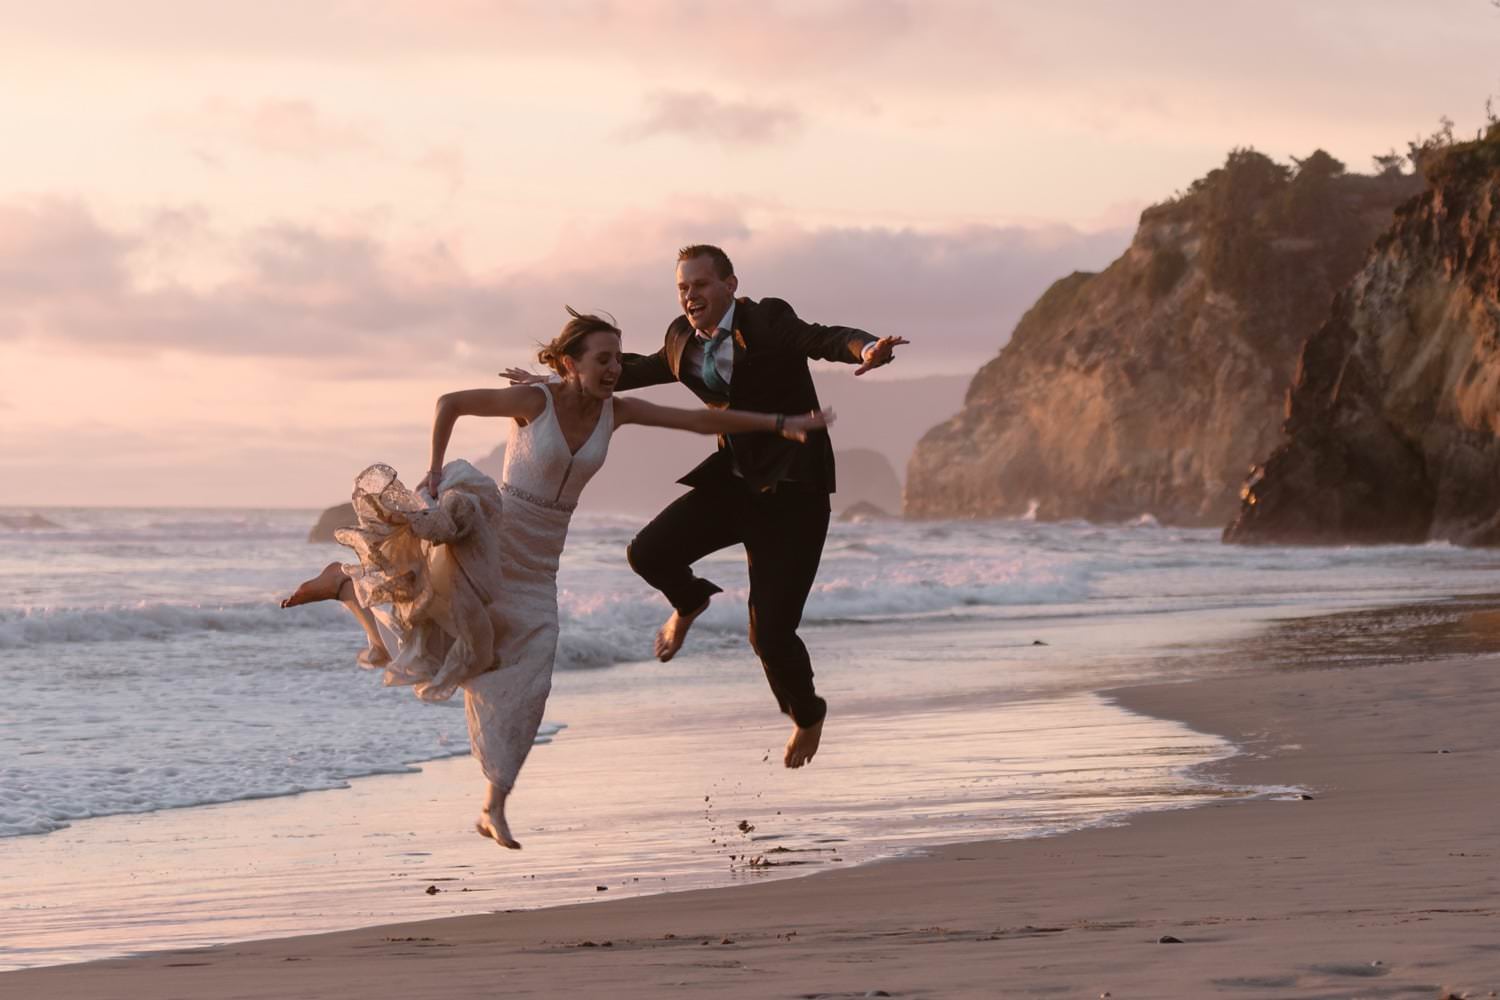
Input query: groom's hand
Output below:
<box><xmin>855</xmin><ymin>336</ymin><xmax>910</xmax><ymax>376</ymax></box>
<box><xmin>500</xmin><ymin>367</ymin><xmax>550</xmax><ymax>386</ymax></box>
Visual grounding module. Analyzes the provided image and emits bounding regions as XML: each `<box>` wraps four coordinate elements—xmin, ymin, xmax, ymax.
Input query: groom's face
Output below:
<box><xmin>676</xmin><ymin>256</ymin><xmax>738</xmax><ymax>332</ymax></box>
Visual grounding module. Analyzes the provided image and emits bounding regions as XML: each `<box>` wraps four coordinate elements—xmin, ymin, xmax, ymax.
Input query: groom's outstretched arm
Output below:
<box><xmin>764</xmin><ymin>298</ymin><xmax>910</xmax><ymax>375</ymax></box>
<box><xmin>617</xmin><ymin>347</ymin><xmax>676</xmax><ymax>392</ymax></box>
<box><xmin>763</xmin><ymin>297</ymin><xmax>877</xmax><ymax>364</ymax></box>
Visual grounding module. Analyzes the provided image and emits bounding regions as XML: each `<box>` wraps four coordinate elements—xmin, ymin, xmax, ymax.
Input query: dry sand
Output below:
<box><xmin>9</xmin><ymin>653</ymin><xmax>1499</xmax><ymax>999</ymax></box>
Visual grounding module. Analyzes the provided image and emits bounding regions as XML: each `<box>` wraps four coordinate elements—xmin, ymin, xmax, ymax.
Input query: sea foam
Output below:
<box><xmin>7</xmin><ymin>508</ymin><xmax>1499</xmax><ymax>840</ymax></box>
<box><xmin>0</xmin><ymin>602</ymin><xmax>345</xmax><ymax>649</ymax></box>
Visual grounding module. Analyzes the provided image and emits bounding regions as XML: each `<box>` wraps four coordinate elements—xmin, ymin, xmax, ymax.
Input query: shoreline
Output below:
<box><xmin>11</xmin><ymin>645</ymin><xmax>1500</xmax><ymax>997</ymax></box>
<box><xmin>0</xmin><ymin>682</ymin><xmax>1237</xmax><ymax>972</ymax></box>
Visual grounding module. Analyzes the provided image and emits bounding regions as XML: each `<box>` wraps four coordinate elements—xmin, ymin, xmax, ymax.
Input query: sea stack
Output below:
<box><xmin>1226</xmin><ymin>128</ymin><xmax>1500</xmax><ymax>545</ymax></box>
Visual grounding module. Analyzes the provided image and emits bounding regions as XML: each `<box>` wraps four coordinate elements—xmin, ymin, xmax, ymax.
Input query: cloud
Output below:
<box><xmin>165</xmin><ymin>98</ymin><xmax>376</xmax><ymax>160</ymax></box>
<box><xmin>415</xmin><ymin>145</ymin><xmax>465</xmax><ymax>198</ymax></box>
<box><xmin>166</xmin><ymin>100</ymin><xmax>469</xmax><ymax>202</ymax></box>
<box><xmin>15</xmin><ymin>0</ymin><xmax>1494</xmax><ymax>148</ymax></box>
<box><xmin>0</xmin><ymin>199</ymin><xmax>133</xmax><ymax>302</ymax></box>
<box><xmin>622</xmin><ymin>91</ymin><xmax>805</xmax><ymax>146</ymax></box>
<box><xmin>0</xmin><ymin>196</ymin><xmax>1129</xmax><ymax>374</ymax></box>
<box><xmin>1</xmin><ymin>1</ymin><xmax>930</xmax><ymax>70</ymax></box>
<box><xmin>0</xmin><ymin>199</ymin><xmax>507</xmax><ymax>368</ymax></box>
<box><xmin>735</xmin><ymin>224</ymin><xmax>1131</xmax><ymax>364</ymax></box>
<box><xmin>6</xmin><ymin>2</ymin><xmax>1482</xmax><ymax>96</ymax></box>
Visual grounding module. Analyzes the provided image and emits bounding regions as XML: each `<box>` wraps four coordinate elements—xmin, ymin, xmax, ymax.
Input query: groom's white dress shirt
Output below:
<box><xmin>686</xmin><ymin>301</ymin><xmax>738</xmax><ymax>388</ymax></box>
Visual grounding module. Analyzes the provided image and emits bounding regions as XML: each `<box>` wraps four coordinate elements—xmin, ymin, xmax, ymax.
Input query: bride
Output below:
<box><xmin>281</xmin><ymin>309</ymin><xmax>831</xmax><ymax>848</ymax></box>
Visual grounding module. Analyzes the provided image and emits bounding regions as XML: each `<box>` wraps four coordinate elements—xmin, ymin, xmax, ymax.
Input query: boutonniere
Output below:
<box><xmin>733</xmin><ymin>329</ymin><xmax>747</xmax><ymax>350</ymax></box>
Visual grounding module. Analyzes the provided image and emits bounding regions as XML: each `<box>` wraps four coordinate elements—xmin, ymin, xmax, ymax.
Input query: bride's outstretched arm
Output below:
<box><xmin>614</xmin><ymin>398</ymin><xmax>834</xmax><ymax>443</ymax></box>
<box><xmin>423</xmin><ymin>387</ymin><xmax>547</xmax><ymax>494</ymax></box>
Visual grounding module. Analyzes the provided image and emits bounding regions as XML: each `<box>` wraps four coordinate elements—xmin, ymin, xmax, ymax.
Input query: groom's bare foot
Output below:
<box><xmin>475</xmin><ymin>809</ymin><xmax>521</xmax><ymax>850</ymax></box>
<box><xmin>784</xmin><ymin>718</ymin><xmax>823</xmax><ymax>769</ymax></box>
<box><xmin>280</xmin><ymin>562</ymin><xmax>347</xmax><ymax>608</ymax></box>
<box><xmin>654</xmin><ymin>599</ymin><xmax>709</xmax><ymax>662</ymax></box>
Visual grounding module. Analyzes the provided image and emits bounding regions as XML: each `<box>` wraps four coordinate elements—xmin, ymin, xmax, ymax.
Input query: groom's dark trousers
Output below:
<box><xmin>618</xmin><ymin>296</ymin><xmax>877</xmax><ymax>729</ymax></box>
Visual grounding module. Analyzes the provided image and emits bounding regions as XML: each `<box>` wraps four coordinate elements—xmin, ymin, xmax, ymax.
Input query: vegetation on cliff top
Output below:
<box><xmin>1145</xmin><ymin>147</ymin><xmax>1419</xmax><ymax>302</ymax></box>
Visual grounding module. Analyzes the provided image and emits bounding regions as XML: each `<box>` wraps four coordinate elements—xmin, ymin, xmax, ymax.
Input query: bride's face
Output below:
<box><xmin>564</xmin><ymin>330</ymin><xmax>623</xmax><ymax>399</ymax></box>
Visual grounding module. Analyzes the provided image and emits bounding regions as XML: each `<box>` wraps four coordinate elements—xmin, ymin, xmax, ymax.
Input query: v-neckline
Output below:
<box><xmin>543</xmin><ymin>385</ymin><xmax>607</xmax><ymax>458</ymax></box>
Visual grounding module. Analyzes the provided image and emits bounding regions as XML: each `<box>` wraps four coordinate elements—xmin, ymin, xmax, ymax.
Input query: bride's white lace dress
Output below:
<box><xmin>336</xmin><ymin>386</ymin><xmax>612</xmax><ymax>792</ymax></box>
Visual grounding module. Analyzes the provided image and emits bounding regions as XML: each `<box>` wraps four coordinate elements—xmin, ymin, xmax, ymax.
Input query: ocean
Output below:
<box><xmin>4</xmin><ymin>505</ymin><xmax>1499</xmax><ymax>968</ymax></box>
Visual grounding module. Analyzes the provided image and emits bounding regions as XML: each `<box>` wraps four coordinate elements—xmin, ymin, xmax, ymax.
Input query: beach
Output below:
<box><xmin>9</xmin><ymin>639</ymin><xmax>1499</xmax><ymax>998</ymax></box>
<box><xmin>6</xmin><ymin>512</ymin><xmax>1500</xmax><ymax>996</ymax></box>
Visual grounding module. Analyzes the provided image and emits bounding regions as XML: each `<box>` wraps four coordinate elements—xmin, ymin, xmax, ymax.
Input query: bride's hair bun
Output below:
<box><xmin>538</xmin><ymin>306</ymin><xmax>621</xmax><ymax>375</ymax></box>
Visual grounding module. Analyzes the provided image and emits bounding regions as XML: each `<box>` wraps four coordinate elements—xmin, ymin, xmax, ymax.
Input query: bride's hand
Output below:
<box><xmin>500</xmin><ymin>367</ymin><xmax>550</xmax><ymax>386</ymax></box>
<box><xmin>780</xmin><ymin>409</ymin><xmax>836</xmax><ymax>443</ymax></box>
<box><xmin>417</xmin><ymin>469</ymin><xmax>443</xmax><ymax>499</ymax></box>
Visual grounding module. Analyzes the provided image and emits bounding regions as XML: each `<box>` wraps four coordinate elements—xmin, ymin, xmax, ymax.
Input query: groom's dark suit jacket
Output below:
<box><xmin>618</xmin><ymin>297</ymin><xmax>877</xmax><ymax>494</ymax></box>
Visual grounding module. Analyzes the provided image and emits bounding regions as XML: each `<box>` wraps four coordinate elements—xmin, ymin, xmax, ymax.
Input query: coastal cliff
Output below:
<box><xmin>905</xmin><ymin>149</ymin><xmax>1420</xmax><ymax>524</ymax></box>
<box><xmin>1225</xmin><ymin>130</ymin><xmax>1500</xmax><ymax>545</ymax></box>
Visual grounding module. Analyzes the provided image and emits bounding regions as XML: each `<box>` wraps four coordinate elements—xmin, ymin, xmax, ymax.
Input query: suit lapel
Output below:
<box><xmin>665</xmin><ymin>299</ymin><xmax>750</xmax><ymax>392</ymax></box>
<box><xmin>728</xmin><ymin>297</ymin><xmax>750</xmax><ymax>404</ymax></box>
<box><xmin>665</xmin><ymin>321</ymin><xmax>692</xmax><ymax>381</ymax></box>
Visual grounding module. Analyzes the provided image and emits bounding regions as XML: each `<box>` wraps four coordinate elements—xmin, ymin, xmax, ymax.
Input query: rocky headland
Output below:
<box><xmin>905</xmin><ymin>149</ymin><xmax>1421</xmax><ymax>524</ymax></box>
<box><xmin>827</xmin><ymin>448</ymin><xmax>901</xmax><ymax>516</ymax></box>
<box><xmin>1225</xmin><ymin>129</ymin><xmax>1500</xmax><ymax>544</ymax></box>
<box><xmin>0</xmin><ymin>513</ymin><xmax>63</xmax><ymax>531</ymax></box>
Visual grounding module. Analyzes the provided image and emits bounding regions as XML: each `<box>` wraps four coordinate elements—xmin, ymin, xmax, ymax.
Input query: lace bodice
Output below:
<box><xmin>500</xmin><ymin>386</ymin><xmax>613</xmax><ymax>512</ymax></box>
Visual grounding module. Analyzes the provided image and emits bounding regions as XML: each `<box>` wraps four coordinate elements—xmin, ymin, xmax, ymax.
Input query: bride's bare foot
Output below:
<box><xmin>654</xmin><ymin>599</ymin><xmax>709</xmax><ymax>662</ymax></box>
<box><xmin>784</xmin><ymin>718</ymin><xmax>823</xmax><ymax>769</ymax></box>
<box><xmin>475</xmin><ymin>783</ymin><xmax>521</xmax><ymax>849</ymax></box>
<box><xmin>287</xmin><ymin>562</ymin><xmax>391</xmax><ymax>666</ymax></box>
<box><xmin>280</xmin><ymin>562</ymin><xmax>348</xmax><ymax>608</ymax></box>
<box><xmin>474</xmin><ymin>811</ymin><xmax>521</xmax><ymax>850</ymax></box>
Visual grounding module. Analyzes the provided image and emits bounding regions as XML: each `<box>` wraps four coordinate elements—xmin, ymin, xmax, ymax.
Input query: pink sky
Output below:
<box><xmin>3</xmin><ymin>0</ymin><xmax>1498</xmax><ymax>507</ymax></box>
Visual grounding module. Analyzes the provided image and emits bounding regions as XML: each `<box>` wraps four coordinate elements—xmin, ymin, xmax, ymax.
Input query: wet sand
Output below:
<box><xmin>0</xmin><ymin>685</ymin><xmax>1238</xmax><ymax>970</ymax></box>
<box><xmin>10</xmin><ymin>631</ymin><xmax>1500</xmax><ymax>998</ymax></box>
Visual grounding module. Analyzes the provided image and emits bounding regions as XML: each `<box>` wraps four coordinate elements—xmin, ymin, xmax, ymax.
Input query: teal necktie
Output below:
<box><xmin>700</xmin><ymin>327</ymin><xmax>731</xmax><ymax>395</ymax></box>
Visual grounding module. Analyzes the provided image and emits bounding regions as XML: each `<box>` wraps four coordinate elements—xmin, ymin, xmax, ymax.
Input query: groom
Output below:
<box><xmin>618</xmin><ymin>244</ymin><xmax>907</xmax><ymax>768</ymax></box>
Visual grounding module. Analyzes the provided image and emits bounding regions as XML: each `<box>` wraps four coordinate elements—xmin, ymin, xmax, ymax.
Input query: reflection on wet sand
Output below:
<box><xmin>1211</xmin><ymin>594</ymin><xmax>1500</xmax><ymax>670</ymax></box>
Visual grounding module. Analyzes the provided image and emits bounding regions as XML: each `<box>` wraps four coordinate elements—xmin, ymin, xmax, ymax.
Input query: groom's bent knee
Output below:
<box><xmin>748</xmin><ymin>617</ymin><xmax>802</xmax><ymax>662</ymax></box>
<box><xmin>626</xmin><ymin>530</ymin><xmax>661</xmax><ymax>574</ymax></box>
